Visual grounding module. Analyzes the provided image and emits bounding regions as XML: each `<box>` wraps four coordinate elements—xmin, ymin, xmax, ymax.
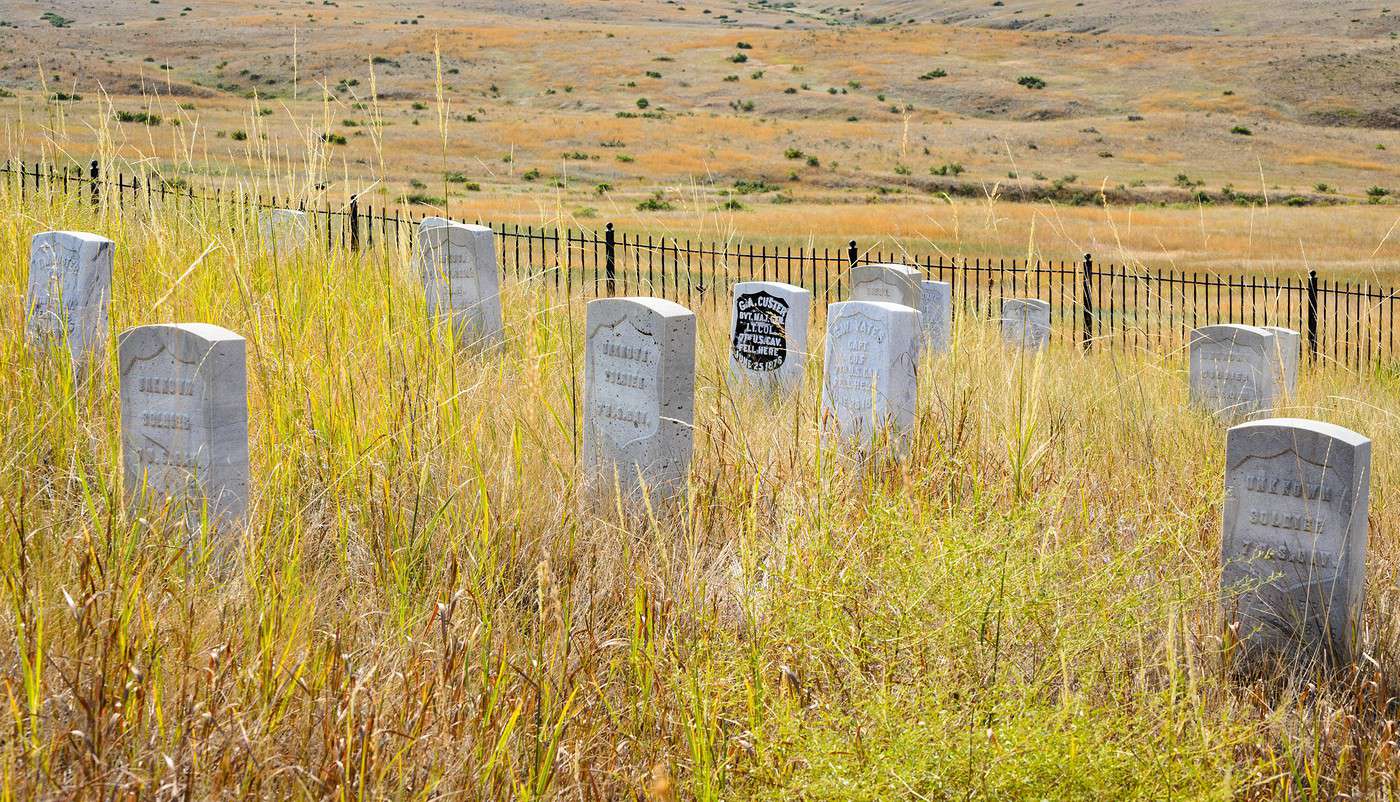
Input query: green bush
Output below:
<box><xmin>636</xmin><ymin>192</ymin><xmax>674</xmax><ymax>211</ymax></box>
<box><xmin>115</xmin><ymin>110</ymin><xmax>162</xmax><ymax>126</ymax></box>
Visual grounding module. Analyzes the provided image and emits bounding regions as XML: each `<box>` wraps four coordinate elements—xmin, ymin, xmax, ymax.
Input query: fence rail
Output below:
<box><xmin>5</xmin><ymin>158</ymin><xmax>1396</xmax><ymax>372</ymax></box>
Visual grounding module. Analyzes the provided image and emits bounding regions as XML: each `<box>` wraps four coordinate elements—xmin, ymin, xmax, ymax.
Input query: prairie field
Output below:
<box><xmin>0</xmin><ymin>0</ymin><xmax>1395</xmax><ymax>274</ymax></box>
<box><xmin>4</xmin><ymin>1</ymin><xmax>1400</xmax><ymax>800</ymax></box>
<box><xmin>6</xmin><ymin>165</ymin><xmax>1400</xmax><ymax>799</ymax></box>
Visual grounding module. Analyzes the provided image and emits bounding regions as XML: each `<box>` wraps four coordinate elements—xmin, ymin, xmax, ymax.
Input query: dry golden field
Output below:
<box><xmin>0</xmin><ymin>0</ymin><xmax>1395</xmax><ymax>274</ymax></box>
<box><xmin>7</xmin><ymin>4</ymin><xmax>1400</xmax><ymax>800</ymax></box>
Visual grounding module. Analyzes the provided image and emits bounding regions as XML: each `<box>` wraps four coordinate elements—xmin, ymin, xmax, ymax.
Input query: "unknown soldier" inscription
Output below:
<box><xmin>119</xmin><ymin>323</ymin><xmax>250</xmax><ymax>536</ymax></box>
<box><xmin>583</xmin><ymin>297</ymin><xmax>695</xmax><ymax>503</ymax></box>
<box><xmin>1221</xmin><ymin>418</ymin><xmax>1371</xmax><ymax>666</ymax></box>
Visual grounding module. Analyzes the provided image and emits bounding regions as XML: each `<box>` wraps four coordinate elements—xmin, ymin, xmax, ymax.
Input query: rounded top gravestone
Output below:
<box><xmin>849</xmin><ymin>264</ymin><xmax>922</xmax><ymax>309</ymax></box>
<box><xmin>582</xmin><ymin>297</ymin><xmax>696</xmax><ymax>503</ymax></box>
<box><xmin>259</xmin><ymin>208</ymin><xmax>310</xmax><ymax>253</ymax></box>
<box><xmin>919</xmin><ymin>280</ymin><xmax>952</xmax><ymax>354</ymax></box>
<box><xmin>1190</xmin><ymin>324</ymin><xmax>1278</xmax><ymax>418</ymax></box>
<box><xmin>729</xmin><ymin>281</ymin><xmax>811</xmax><ymax>393</ymax></box>
<box><xmin>417</xmin><ymin>220</ymin><xmax>505</xmax><ymax>349</ymax></box>
<box><xmin>26</xmin><ymin>230</ymin><xmax>114</xmax><ymax>373</ymax></box>
<box><xmin>1221</xmin><ymin>418</ymin><xmax>1371</xmax><ymax>667</ymax></box>
<box><xmin>821</xmin><ymin>300</ymin><xmax>920</xmax><ymax>454</ymax></box>
<box><xmin>118</xmin><ymin>323</ymin><xmax>251</xmax><ymax>534</ymax></box>
<box><xmin>1001</xmin><ymin>298</ymin><xmax>1051</xmax><ymax>351</ymax></box>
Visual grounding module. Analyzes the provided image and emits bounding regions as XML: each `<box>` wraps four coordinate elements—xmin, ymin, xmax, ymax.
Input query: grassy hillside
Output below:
<box><xmin>4</xmin><ymin>161</ymin><xmax>1400</xmax><ymax>799</ymax></box>
<box><xmin>0</xmin><ymin>2</ymin><xmax>1395</xmax><ymax>275</ymax></box>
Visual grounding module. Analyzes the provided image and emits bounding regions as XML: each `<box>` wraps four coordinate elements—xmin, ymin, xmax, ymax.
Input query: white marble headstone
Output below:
<box><xmin>259</xmin><ymin>208</ymin><xmax>310</xmax><ymax>253</ymax></box>
<box><xmin>1189</xmin><ymin>324</ymin><xmax>1278</xmax><ymax>417</ymax></box>
<box><xmin>849</xmin><ymin>264</ymin><xmax>921</xmax><ymax>309</ymax></box>
<box><xmin>821</xmin><ymin>300</ymin><xmax>920</xmax><ymax>453</ymax></box>
<box><xmin>1000</xmin><ymin>298</ymin><xmax>1050</xmax><ymax>351</ymax></box>
<box><xmin>119</xmin><ymin>324</ymin><xmax>250</xmax><ymax>534</ymax></box>
<box><xmin>919</xmin><ymin>280</ymin><xmax>952</xmax><ymax>354</ymax></box>
<box><xmin>418</xmin><ymin>221</ymin><xmax>505</xmax><ymax>349</ymax></box>
<box><xmin>25</xmin><ymin>231</ymin><xmax>114</xmax><ymax>374</ymax></box>
<box><xmin>583</xmin><ymin>297</ymin><xmax>696</xmax><ymax>502</ymax></box>
<box><xmin>1222</xmin><ymin>418</ymin><xmax>1370</xmax><ymax>665</ymax></box>
<box><xmin>1264</xmin><ymin>326</ymin><xmax>1300</xmax><ymax>397</ymax></box>
<box><xmin>729</xmin><ymin>281</ymin><xmax>811</xmax><ymax>393</ymax></box>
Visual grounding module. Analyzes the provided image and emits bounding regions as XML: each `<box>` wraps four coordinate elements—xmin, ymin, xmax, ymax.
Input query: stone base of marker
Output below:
<box><xmin>1221</xmin><ymin>418</ymin><xmax>1370</xmax><ymax>668</ymax></box>
<box><xmin>821</xmin><ymin>300</ymin><xmax>920</xmax><ymax>457</ymax></box>
<box><xmin>1190</xmin><ymin>324</ymin><xmax>1278</xmax><ymax>418</ymax></box>
<box><xmin>582</xmin><ymin>297</ymin><xmax>696</xmax><ymax>505</ymax></box>
<box><xmin>120</xmin><ymin>324</ymin><xmax>250</xmax><ymax>538</ymax></box>
<box><xmin>729</xmin><ymin>281</ymin><xmax>811</xmax><ymax>394</ymax></box>
<box><xmin>26</xmin><ymin>231</ymin><xmax>114</xmax><ymax>380</ymax></box>
<box><xmin>418</xmin><ymin>221</ymin><xmax>506</xmax><ymax>350</ymax></box>
<box><xmin>1001</xmin><ymin>299</ymin><xmax>1050</xmax><ymax>351</ymax></box>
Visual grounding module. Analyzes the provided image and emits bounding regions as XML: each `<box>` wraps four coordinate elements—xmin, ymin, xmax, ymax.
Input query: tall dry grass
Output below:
<box><xmin>4</xmin><ymin>142</ymin><xmax>1400</xmax><ymax>800</ymax></box>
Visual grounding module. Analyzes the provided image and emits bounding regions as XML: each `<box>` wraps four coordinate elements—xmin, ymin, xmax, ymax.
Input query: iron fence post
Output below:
<box><xmin>349</xmin><ymin>194</ymin><xmax>361</xmax><ymax>250</ymax></box>
<box><xmin>1081</xmin><ymin>253</ymin><xmax>1094</xmax><ymax>350</ymax></box>
<box><xmin>89</xmin><ymin>159</ymin><xmax>99</xmax><ymax>207</ymax></box>
<box><xmin>1307</xmin><ymin>269</ymin><xmax>1319</xmax><ymax>363</ymax></box>
<box><xmin>848</xmin><ymin>240</ymin><xmax>858</xmax><ymax>270</ymax></box>
<box><xmin>605</xmin><ymin>223</ymin><xmax>617</xmax><ymax>296</ymax></box>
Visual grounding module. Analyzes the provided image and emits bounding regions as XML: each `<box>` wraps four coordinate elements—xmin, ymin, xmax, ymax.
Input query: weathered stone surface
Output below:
<box><xmin>821</xmin><ymin>300</ymin><xmax>920</xmax><ymax>451</ymax></box>
<box><xmin>1265</xmin><ymin>326</ymin><xmax>1300</xmax><ymax>396</ymax></box>
<box><xmin>583</xmin><ymin>297</ymin><xmax>696</xmax><ymax>502</ymax></box>
<box><xmin>259</xmin><ymin>208</ymin><xmax>309</xmax><ymax>253</ymax></box>
<box><xmin>850</xmin><ymin>264</ymin><xmax>921</xmax><ymax>309</ymax></box>
<box><xmin>919</xmin><ymin>280</ymin><xmax>952</xmax><ymax>354</ymax></box>
<box><xmin>418</xmin><ymin>221</ymin><xmax>505</xmax><ymax>348</ymax></box>
<box><xmin>729</xmin><ymin>281</ymin><xmax>811</xmax><ymax>392</ymax></box>
<box><xmin>1190</xmin><ymin>324</ymin><xmax>1278</xmax><ymax>417</ymax></box>
<box><xmin>1222</xmin><ymin>418</ymin><xmax>1371</xmax><ymax>665</ymax></box>
<box><xmin>1001</xmin><ymin>298</ymin><xmax>1051</xmax><ymax>350</ymax></box>
<box><xmin>25</xmin><ymin>231</ymin><xmax>114</xmax><ymax>372</ymax></box>
<box><xmin>119</xmin><ymin>324</ymin><xmax>249</xmax><ymax>533</ymax></box>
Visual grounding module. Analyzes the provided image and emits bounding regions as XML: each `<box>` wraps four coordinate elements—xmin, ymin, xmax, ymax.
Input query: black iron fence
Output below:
<box><xmin>6</xmin><ymin>158</ymin><xmax>1397</xmax><ymax>372</ymax></box>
